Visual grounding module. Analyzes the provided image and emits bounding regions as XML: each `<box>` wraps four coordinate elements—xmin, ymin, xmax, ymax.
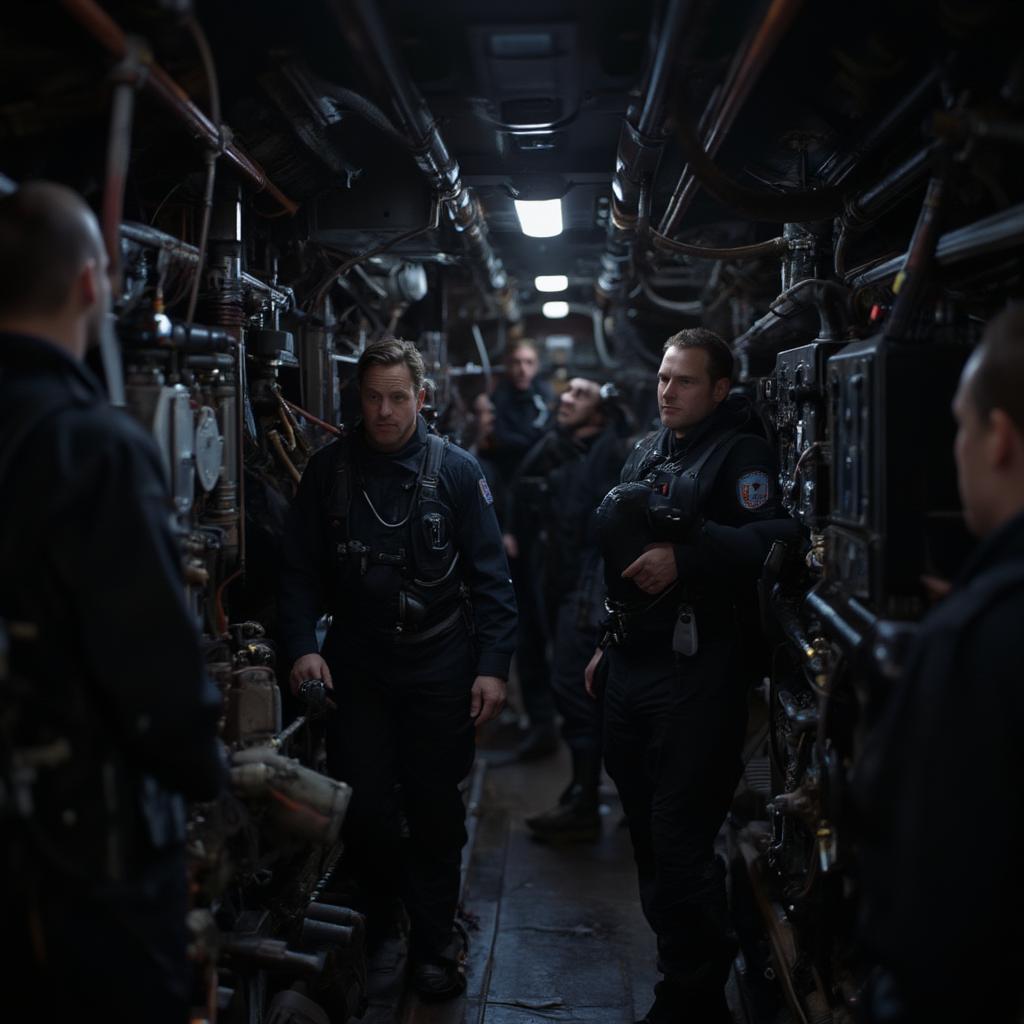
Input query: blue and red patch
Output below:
<box><xmin>737</xmin><ymin>469</ymin><xmax>770</xmax><ymax>511</ymax></box>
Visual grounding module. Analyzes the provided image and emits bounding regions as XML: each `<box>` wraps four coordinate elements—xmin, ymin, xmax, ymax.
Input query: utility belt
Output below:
<box><xmin>335</xmin><ymin>582</ymin><xmax>473</xmax><ymax>646</ymax></box>
<box><xmin>599</xmin><ymin>588</ymin><xmax>735</xmax><ymax>656</ymax></box>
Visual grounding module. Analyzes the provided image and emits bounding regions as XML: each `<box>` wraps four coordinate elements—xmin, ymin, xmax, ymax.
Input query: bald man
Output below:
<box><xmin>0</xmin><ymin>183</ymin><xmax>224</xmax><ymax>1021</ymax></box>
<box><xmin>858</xmin><ymin>305</ymin><xmax>1024</xmax><ymax>1023</ymax></box>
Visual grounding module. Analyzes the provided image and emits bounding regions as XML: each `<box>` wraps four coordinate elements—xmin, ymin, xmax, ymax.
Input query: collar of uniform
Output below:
<box><xmin>954</xmin><ymin>508</ymin><xmax>1024</xmax><ymax>587</ymax></box>
<box><xmin>0</xmin><ymin>330</ymin><xmax>103</xmax><ymax>402</ymax></box>
<box><xmin>354</xmin><ymin>413</ymin><xmax>429</xmax><ymax>474</ymax></box>
<box><xmin>667</xmin><ymin>393</ymin><xmax>753</xmax><ymax>458</ymax></box>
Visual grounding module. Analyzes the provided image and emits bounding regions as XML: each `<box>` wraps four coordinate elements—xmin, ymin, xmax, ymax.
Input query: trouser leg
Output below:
<box><xmin>510</xmin><ymin>550</ymin><xmax>557</xmax><ymax>726</ymax></box>
<box><xmin>602</xmin><ymin>646</ymin><xmax>663</xmax><ymax>926</ymax></box>
<box><xmin>604</xmin><ymin>631</ymin><xmax>748</xmax><ymax>995</ymax></box>
<box><xmin>393</xmin><ymin>636</ymin><xmax>476</xmax><ymax>959</ymax></box>
<box><xmin>550</xmin><ymin>591</ymin><xmax>602</xmax><ymax>769</ymax></box>
<box><xmin>326</xmin><ymin>671</ymin><xmax>403</xmax><ymax>931</ymax></box>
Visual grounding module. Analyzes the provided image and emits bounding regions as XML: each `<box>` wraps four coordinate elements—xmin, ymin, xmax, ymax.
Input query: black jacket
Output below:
<box><xmin>491</xmin><ymin>377</ymin><xmax>553</xmax><ymax>483</ymax></box>
<box><xmin>0</xmin><ymin>332</ymin><xmax>225</xmax><ymax>875</ymax></box>
<box><xmin>610</xmin><ymin>394</ymin><xmax>792</xmax><ymax>621</ymax></box>
<box><xmin>513</xmin><ymin>422</ymin><xmax>632</xmax><ymax>605</ymax></box>
<box><xmin>856</xmin><ymin>509</ymin><xmax>1024</xmax><ymax>1023</ymax></box>
<box><xmin>278</xmin><ymin>416</ymin><xmax>517</xmax><ymax>679</ymax></box>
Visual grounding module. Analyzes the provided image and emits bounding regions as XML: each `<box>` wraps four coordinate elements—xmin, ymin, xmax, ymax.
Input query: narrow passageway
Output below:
<box><xmin>459</xmin><ymin>746</ymin><xmax>659</xmax><ymax>1024</ymax></box>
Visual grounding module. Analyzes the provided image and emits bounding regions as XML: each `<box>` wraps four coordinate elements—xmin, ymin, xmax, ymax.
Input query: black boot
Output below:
<box><xmin>525</xmin><ymin>749</ymin><xmax>601</xmax><ymax>843</ymax></box>
<box><xmin>410</xmin><ymin>926</ymin><xmax>467</xmax><ymax>1002</ymax></box>
<box><xmin>636</xmin><ymin>980</ymin><xmax>732</xmax><ymax>1024</ymax></box>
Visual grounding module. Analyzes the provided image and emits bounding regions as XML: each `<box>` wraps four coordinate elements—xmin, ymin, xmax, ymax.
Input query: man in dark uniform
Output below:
<box><xmin>858</xmin><ymin>305</ymin><xmax>1024</xmax><ymax>1024</ymax></box>
<box><xmin>278</xmin><ymin>337</ymin><xmax>516</xmax><ymax>1000</ymax></box>
<box><xmin>468</xmin><ymin>390</ymin><xmax>506</xmax><ymax>527</ymax></box>
<box><xmin>0</xmin><ymin>183</ymin><xmax>225</xmax><ymax>1021</ymax></box>
<box><xmin>586</xmin><ymin>328</ymin><xmax>793</xmax><ymax>1024</ymax></box>
<box><xmin>491</xmin><ymin>338</ymin><xmax>559</xmax><ymax>760</ymax></box>
<box><xmin>519</xmin><ymin>378</ymin><xmax>633</xmax><ymax>842</ymax></box>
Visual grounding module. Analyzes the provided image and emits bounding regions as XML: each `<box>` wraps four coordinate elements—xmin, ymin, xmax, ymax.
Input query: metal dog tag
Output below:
<box><xmin>672</xmin><ymin>604</ymin><xmax>699</xmax><ymax>656</ymax></box>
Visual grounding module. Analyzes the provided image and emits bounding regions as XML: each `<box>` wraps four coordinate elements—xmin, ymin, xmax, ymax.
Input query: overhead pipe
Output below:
<box><xmin>731</xmin><ymin>278</ymin><xmax>849</xmax><ymax>371</ymax></box>
<box><xmin>883</xmin><ymin>155</ymin><xmax>953</xmax><ymax>341</ymax></box>
<box><xmin>847</xmin><ymin>201</ymin><xmax>1024</xmax><ymax>289</ymax></box>
<box><xmin>834</xmin><ymin>146</ymin><xmax>935</xmax><ymax>275</ymax></box>
<box><xmin>657</xmin><ymin>0</ymin><xmax>806</xmax><ymax>239</ymax></box>
<box><xmin>330</xmin><ymin>0</ymin><xmax>519</xmax><ymax>322</ymax></box>
<box><xmin>100</xmin><ymin>38</ymin><xmax>143</xmax><ymax>293</ymax></box>
<box><xmin>60</xmin><ymin>0</ymin><xmax>298</xmax><ymax>216</ymax></box>
<box><xmin>818</xmin><ymin>67</ymin><xmax>941</xmax><ymax>185</ymax></box>
<box><xmin>596</xmin><ymin>0</ymin><xmax>691</xmax><ymax>304</ymax></box>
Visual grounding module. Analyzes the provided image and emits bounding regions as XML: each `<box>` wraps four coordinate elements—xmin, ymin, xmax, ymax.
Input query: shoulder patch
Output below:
<box><xmin>737</xmin><ymin>469</ymin><xmax>771</xmax><ymax>510</ymax></box>
<box><xmin>479</xmin><ymin>477</ymin><xmax>494</xmax><ymax>505</ymax></box>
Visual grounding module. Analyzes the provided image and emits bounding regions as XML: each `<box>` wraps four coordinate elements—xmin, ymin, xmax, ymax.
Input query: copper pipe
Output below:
<box><xmin>60</xmin><ymin>0</ymin><xmax>298</xmax><ymax>216</ymax></box>
<box><xmin>101</xmin><ymin>40</ymin><xmax>143</xmax><ymax>292</ymax></box>
<box><xmin>658</xmin><ymin>0</ymin><xmax>805</xmax><ymax>237</ymax></box>
<box><xmin>268</xmin><ymin>430</ymin><xmax>303</xmax><ymax>486</ymax></box>
<box><xmin>280</xmin><ymin>396</ymin><xmax>342</xmax><ymax>437</ymax></box>
<box><xmin>650</xmin><ymin>228</ymin><xmax>787</xmax><ymax>260</ymax></box>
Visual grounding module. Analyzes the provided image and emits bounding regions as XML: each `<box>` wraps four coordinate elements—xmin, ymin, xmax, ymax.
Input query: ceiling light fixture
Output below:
<box><xmin>514</xmin><ymin>198</ymin><xmax>563</xmax><ymax>238</ymax></box>
<box><xmin>535</xmin><ymin>275</ymin><xmax>568</xmax><ymax>292</ymax></box>
<box><xmin>542</xmin><ymin>301</ymin><xmax>570</xmax><ymax>319</ymax></box>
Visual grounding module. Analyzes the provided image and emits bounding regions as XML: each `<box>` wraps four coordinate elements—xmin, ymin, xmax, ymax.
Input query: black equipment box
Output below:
<box><xmin>772</xmin><ymin>341</ymin><xmax>847</xmax><ymax>528</ymax></box>
<box><xmin>826</xmin><ymin>334</ymin><xmax>971</xmax><ymax>618</ymax></box>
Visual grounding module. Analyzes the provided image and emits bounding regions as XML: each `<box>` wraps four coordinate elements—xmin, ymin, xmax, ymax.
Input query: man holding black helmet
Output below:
<box><xmin>586</xmin><ymin>328</ymin><xmax>796</xmax><ymax>1024</ymax></box>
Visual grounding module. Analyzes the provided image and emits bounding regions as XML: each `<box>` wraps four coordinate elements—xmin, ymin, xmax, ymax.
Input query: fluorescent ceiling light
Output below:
<box><xmin>542</xmin><ymin>301</ymin><xmax>569</xmax><ymax>319</ymax></box>
<box><xmin>535</xmin><ymin>275</ymin><xmax>568</xmax><ymax>292</ymax></box>
<box><xmin>514</xmin><ymin>198</ymin><xmax>563</xmax><ymax>238</ymax></box>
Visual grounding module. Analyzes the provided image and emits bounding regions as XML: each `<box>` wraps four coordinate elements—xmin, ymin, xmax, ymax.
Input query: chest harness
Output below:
<box><xmin>326</xmin><ymin>432</ymin><xmax>468</xmax><ymax>639</ymax></box>
<box><xmin>597</xmin><ymin>427</ymin><xmax>747</xmax><ymax>647</ymax></box>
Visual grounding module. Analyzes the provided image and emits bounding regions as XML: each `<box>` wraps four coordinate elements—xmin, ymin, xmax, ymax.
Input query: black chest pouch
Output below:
<box><xmin>410</xmin><ymin>435</ymin><xmax>459</xmax><ymax>586</ymax></box>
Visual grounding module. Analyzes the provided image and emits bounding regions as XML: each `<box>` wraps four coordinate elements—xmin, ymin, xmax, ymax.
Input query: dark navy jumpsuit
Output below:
<box><xmin>278</xmin><ymin>416</ymin><xmax>516</xmax><ymax>959</ymax></box>
<box><xmin>600</xmin><ymin>395</ymin><xmax>787</xmax><ymax>1008</ymax></box>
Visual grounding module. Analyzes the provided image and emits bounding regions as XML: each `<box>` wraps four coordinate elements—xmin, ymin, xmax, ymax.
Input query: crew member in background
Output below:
<box><xmin>857</xmin><ymin>304</ymin><xmax>1024</xmax><ymax>1024</ymax></box>
<box><xmin>279</xmin><ymin>338</ymin><xmax>517</xmax><ymax>1000</ymax></box>
<box><xmin>468</xmin><ymin>390</ymin><xmax>506</xmax><ymax>527</ymax></box>
<box><xmin>587</xmin><ymin>328</ymin><xmax>797</xmax><ymax>1024</ymax></box>
<box><xmin>492</xmin><ymin>338</ymin><xmax>559</xmax><ymax>759</ymax></box>
<box><xmin>520</xmin><ymin>378</ymin><xmax>634</xmax><ymax>843</ymax></box>
<box><xmin>0</xmin><ymin>182</ymin><xmax>225</xmax><ymax>1021</ymax></box>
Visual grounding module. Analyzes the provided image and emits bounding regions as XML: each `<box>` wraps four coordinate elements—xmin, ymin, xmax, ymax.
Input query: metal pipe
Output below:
<box><xmin>101</xmin><ymin>38</ymin><xmax>143</xmax><ymax>293</ymax></box>
<box><xmin>843</xmin><ymin>147</ymin><xmax>933</xmax><ymax>227</ymax></box>
<box><xmin>596</xmin><ymin>0</ymin><xmax>690</xmax><ymax>302</ymax></box>
<box><xmin>331</xmin><ymin>0</ymin><xmax>518</xmax><ymax>321</ymax></box>
<box><xmin>658</xmin><ymin>0</ymin><xmax>806</xmax><ymax>237</ymax></box>
<box><xmin>650</xmin><ymin>229</ymin><xmax>787</xmax><ymax>261</ymax></box>
<box><xmin>638</xmin><ymin>278</ymin><xmax>704</xmax><ymax>315</ymax></box>
<box><xmin>846</xmin><ymin>202</ymin><xmax>1024</xmax><ymax>289</ymax></box>
<box><xmin>818</xmin><ymin>68</ymin><xmax>941</xmax><ymax>185</ymax></box>
<box><xmin>60</xmin><ymin>0</ymin><xmax>298</xmax><ymax>216</ymax></box>
<box><xmin>183</xmin><ymin>15</ymin><xmax>220</xmax><ymax>325</ymax></box>
<box><xmin>732</xmin><ymin>278</ymin><xmax>849</xmax><ymax>360</ymax></box>
<box><xmin>591</xmin><ymin>308</ymin><xmax>620</xmax><ymax>368</ymax></box>
<box><xmin>470</xmin><ymin>322</ymin><xmax>493</xmax><ymax>392</ymax></box>
<box><xmin>884</xmin><ymin>168</ymin><xmax>951</xmax><ymax>341</ymax></box>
